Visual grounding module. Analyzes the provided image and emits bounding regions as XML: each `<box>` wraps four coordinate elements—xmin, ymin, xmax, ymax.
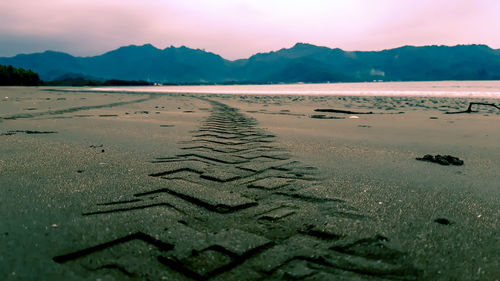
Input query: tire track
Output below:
<box><xmin>1</xmin><ymin>94</ymin><xmax>158</xmax><ymax>120</ymax></box>
<box><xmin>54</xmin><ymin>98</ymin><xmax>420</xmax><ymax>280</ymax></box>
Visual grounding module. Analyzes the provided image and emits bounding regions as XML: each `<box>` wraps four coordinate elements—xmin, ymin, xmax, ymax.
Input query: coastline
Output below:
<box><xmin>89</xmin><ymin>80</ymin><xmax>500</xmax><ymax>99</ymax></box>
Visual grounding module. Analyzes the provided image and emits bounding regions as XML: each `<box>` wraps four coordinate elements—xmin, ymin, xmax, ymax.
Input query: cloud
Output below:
<box><xmin>370</xmin><ymin>69</ymin><xmax>385</xmax><ymax>77</ymax></box>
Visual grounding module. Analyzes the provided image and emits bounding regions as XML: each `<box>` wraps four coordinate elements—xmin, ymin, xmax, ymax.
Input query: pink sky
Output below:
<box><xmin>1</xmin><ymin>0</ymin><xmax>499</xmax><ymax>59</ymax></box>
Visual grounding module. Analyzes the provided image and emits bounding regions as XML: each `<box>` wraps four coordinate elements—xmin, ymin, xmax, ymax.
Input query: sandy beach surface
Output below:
<box><xmin>0</xmin><ymin>86</ymin><xmax>499</xmax><ymax>281</ymax></box>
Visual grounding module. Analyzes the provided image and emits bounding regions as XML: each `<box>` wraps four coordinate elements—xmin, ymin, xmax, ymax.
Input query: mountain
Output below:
<box><xmin>237</xmin><ymin>43</ymin><xmax>500</xmax><ymax>82</ymax></box>
<box><xmin>0</xmin><ymin>44</ymin><xmax>230</xmax><ymax>82</ymax></box>
<box><xmin>1</xmin><ymin>43</ymin><xmax>500</xmax><ymax>83</ymax></box>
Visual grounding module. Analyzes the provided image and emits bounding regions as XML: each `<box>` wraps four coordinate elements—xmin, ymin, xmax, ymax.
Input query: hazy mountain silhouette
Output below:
<box><xmin>1</xmin><ymin>43</ymin><xmax>499</xmax><ymax>83</ymax></box>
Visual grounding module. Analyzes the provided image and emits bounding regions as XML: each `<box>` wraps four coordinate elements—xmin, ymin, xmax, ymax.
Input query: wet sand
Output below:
<box><xmin>0</xmin><ymin>86</ymin><xmax>499</xmax><ymax>280</ymax></box>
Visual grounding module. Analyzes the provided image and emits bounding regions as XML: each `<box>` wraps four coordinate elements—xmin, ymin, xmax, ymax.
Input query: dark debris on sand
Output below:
<box><xmin>433</xmin><ymin>218</ymin><xmax>453</xmax><ymax>225</ymax></box>
<box><xmin>310</xmin><ymin>114</ymin><xmax>346</xmax><ymax>119</ymax></box>
<box><xmin>446</xmin><ymin>102</ymin><xmax>500</xmax><ymax>114</ymax></box>
<box><xmin>1</xmin><ymin>130</ymin><xmax>57</xmax><ymax>136</ymax></box>
<box><xmin>314</xmin><ymin>108</ymin><xmax>374</xmax><ymax>114</ymax></box>
<box><xmin>416</xmin><ymin>154</ymin><xmax>464</xmax><ymax>166</ymax></box>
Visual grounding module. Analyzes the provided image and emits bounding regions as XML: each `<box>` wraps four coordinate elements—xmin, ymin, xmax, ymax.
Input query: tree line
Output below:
<box><xmin>0</xmin><ymin>64</ymin><xmax>153</xmax><ymax>86</ymax></box>
<box><xmin>0</xmin><ymin>64</ymin><xmax>41</xmax><ymax>86</ymax></box>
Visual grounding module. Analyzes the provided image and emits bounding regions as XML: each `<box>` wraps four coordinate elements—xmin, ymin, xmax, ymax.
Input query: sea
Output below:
<box><xmin>92</xmin><ymin>81</ymin><xmax>500</xmax><ymax>99</ymax></box>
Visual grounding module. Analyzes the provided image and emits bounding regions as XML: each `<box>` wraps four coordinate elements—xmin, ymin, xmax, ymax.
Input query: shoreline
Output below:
<box><xmin>85</xmin><ymin>80</ymin><xmax>500</xmax><ymax>99</ymax></box>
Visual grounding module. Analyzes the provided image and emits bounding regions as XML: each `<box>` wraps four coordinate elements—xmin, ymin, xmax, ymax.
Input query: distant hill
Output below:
<box><xmin>238</xmin><ymin>43</ymin><xmax>500</xmax><ymax>82</ymax></box>
<box><xmin>1</xmin><ymin>43</ymin><xmax>500</xmax><ymax>83</ymax></box>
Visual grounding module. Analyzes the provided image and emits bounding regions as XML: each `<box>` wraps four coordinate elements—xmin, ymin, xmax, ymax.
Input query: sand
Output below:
<box><xmin>0</xmin><ymin>86</ymin><xmax>499</xmax><ymax>281</ymax></box>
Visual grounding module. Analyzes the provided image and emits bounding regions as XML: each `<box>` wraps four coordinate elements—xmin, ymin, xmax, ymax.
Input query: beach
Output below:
<box><xmin>0</xmin><ymin>85</ymin><xmax>499</xmax><ymax>281</ymax></box>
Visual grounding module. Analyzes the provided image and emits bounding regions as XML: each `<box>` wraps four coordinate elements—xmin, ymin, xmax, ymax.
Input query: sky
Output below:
<box><xmin>1</xmin><ymin>0</ymin><xmax>499</xmax><ymax>60</ymax></box>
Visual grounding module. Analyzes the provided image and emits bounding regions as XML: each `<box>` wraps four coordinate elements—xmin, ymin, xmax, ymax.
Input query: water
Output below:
<box><xmin>91</xmin><ymin>81</ymin><xmax>500</xmax><ymax>99</ymax></box>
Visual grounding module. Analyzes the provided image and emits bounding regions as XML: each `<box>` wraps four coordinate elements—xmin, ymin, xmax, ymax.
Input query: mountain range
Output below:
<box><xmin>1</xmin><ymin>43</ymin><xmax>500</xmax><ymax>83</ymax></box>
